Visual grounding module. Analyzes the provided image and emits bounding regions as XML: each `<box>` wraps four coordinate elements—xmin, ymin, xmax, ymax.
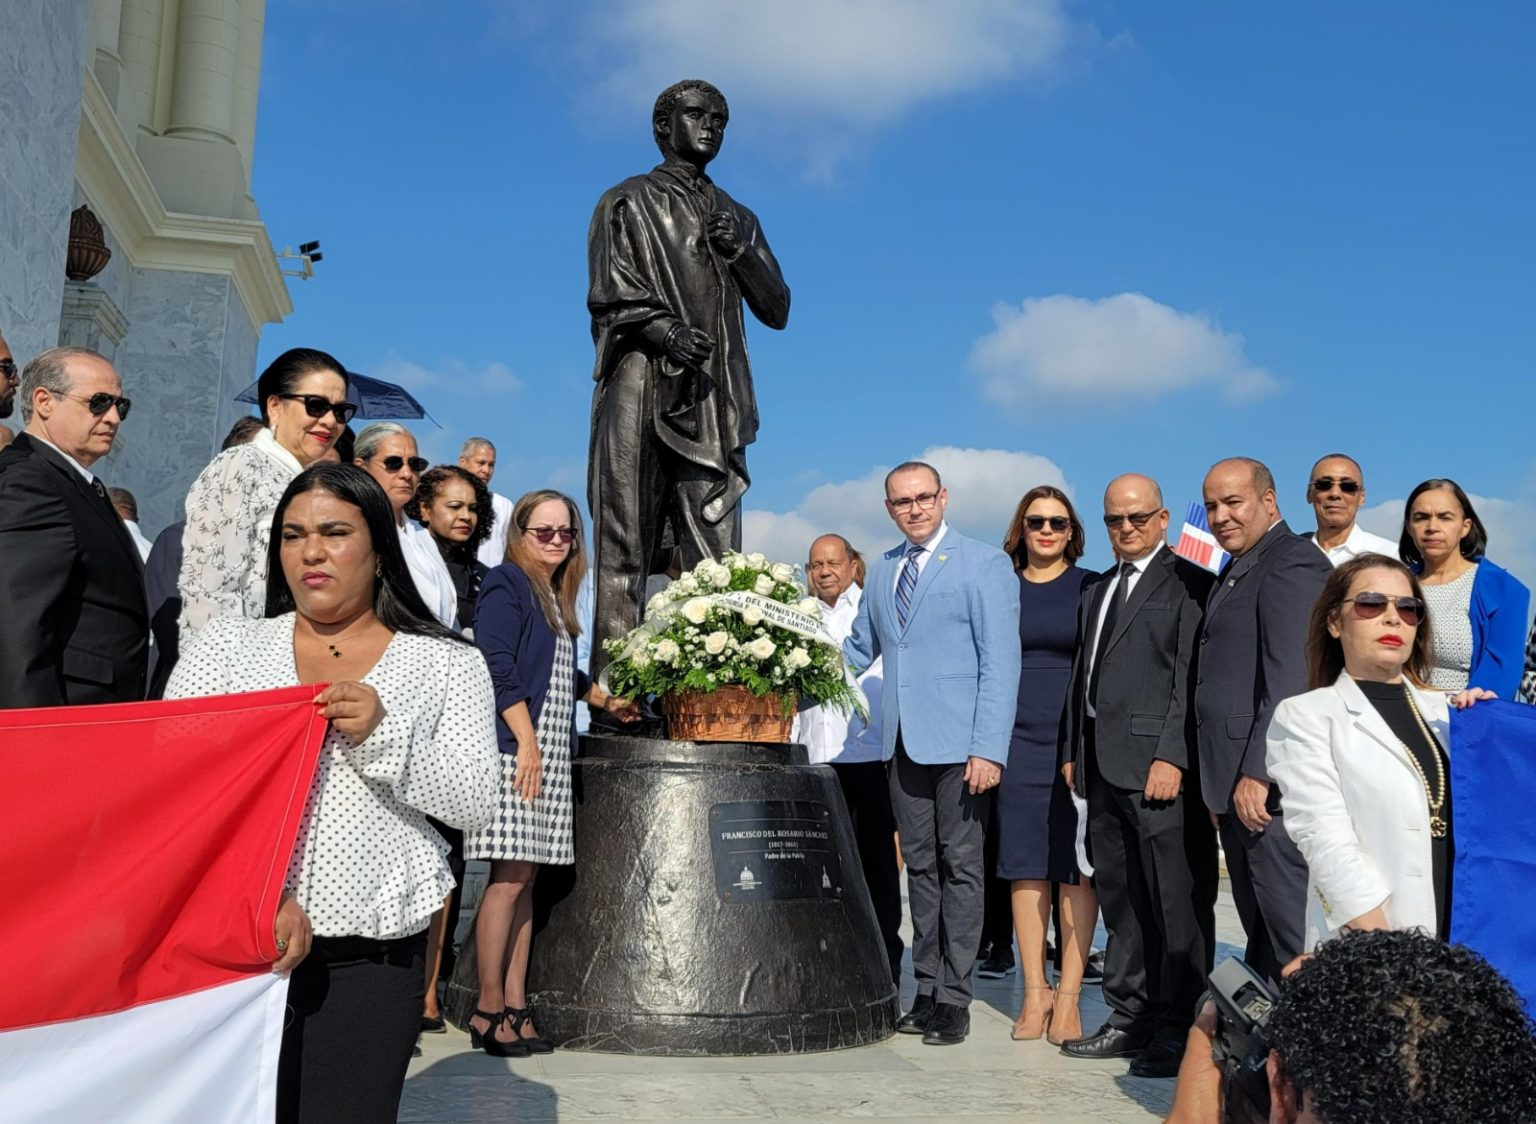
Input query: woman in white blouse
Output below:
<box><xmin>167</xmin><ymin>463</ymin><xmax>500</xmax><ymax>1124</ymax></box>
<box><xmin>178</xmin><ymin>349</ymin><xmax>354</xmax><ymax>645</ymax></box>
<box><xmin>1266</xmin><ymin>553</ymin><xmax>1492</xmax><ymax>952</ymax></box>
<box><xmin>354</xmin><ymin>421</ymin><xmax>460</xmax><ymax>631</ymax></box>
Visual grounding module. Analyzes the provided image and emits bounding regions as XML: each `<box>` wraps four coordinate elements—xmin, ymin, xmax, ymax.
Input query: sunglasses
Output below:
<box><xmin>1343</xmin><ymin>592</ymin><xmax>1424</xmax><ymax>627</ymax></box>
<box><xmin>1025</xmin><ymin>515</ymin><xmax>1071</xmax><ymax>532</ymax></box>
<box><xmin>526</xmin><ymin>526</ymin><xmax>576</xmax><ymax>545</ymax></box>
<box><xmin>1312</xmin><ymin>477</ymin><xmax>1361</xmax><ymax>495</ymax></box>
<box><xmin>276</xmin><ymin>393</ymin><xmax>358</xmax><ymax>424</ymax></box>
<box><xmin>62</xmin><ymin>391</ymin><xmax>132</xmax><ymax>419</ymax></box>
<box><xmin>0</xmin><ymin>358</ymin><xmax>16</xmax><ymax>380</ymax></box>
<box><xmin>1103</xmin><ymin>511</ymin><xmax>1159</xmax><ymax>529</ymax></box>
<box><xmin>377</xmin><ymin>455</ymin><xmax>429</xmax><ymax>474</ymax></box>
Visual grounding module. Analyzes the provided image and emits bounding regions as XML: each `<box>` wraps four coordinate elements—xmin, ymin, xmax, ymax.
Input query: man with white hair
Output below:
<box><xmin>0</xmin><ymin>346</ymin><xmax>147</xmax><ymax>707</ymax></box>
<box><xmin>459</xmin><ymin>436</ymin><xmax>515</xmax><ymax>569</ymax></box>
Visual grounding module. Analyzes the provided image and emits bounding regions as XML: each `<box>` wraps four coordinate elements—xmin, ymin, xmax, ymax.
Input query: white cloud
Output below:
<box><xmin>970</xmin><ymin>292</ymin><xmax>1278</xmax><ymax>409</ymax></box>
<box><xmin>512</xmin><ymin>0</ymin><xmax>1097</xmax><ymax>174</ymax></box>
<box><xmin>1360</xmin><ymin>495</ymin><xmax>1536</xmax><ymax>599</ymax></box>
<box><xmin>744</xmin><ymin>444</ymin><xmax>1068</xmax><ymax>564</ymax></box>
<box><xmin>370</xmin><ymin>355</ymin><xmax>524</xmax><ymax>398</ymax></box>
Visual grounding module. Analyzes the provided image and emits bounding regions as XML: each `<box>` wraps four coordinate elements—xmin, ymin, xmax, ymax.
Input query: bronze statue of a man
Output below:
<box><xmin>587</xmin><ymin>79</ymin><xmax>790</xmax><ymax>680</ymax></box>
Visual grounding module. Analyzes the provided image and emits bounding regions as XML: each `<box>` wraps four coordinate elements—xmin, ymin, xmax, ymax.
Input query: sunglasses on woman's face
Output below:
<box><xmin>378</xmin><ymin>455</ymin><xmax>428</xmax><ymax>474</ymax></box>
<box><xmin>276</xmin><ymin>393</ymin><xmax>358</xmax><ymax>424</ymax></box>
<box><xmin>1343</xmin><ymin>591</ymin><xmax>1424</xmax><ymax>626</ymax></box>
<box><xmin>527</xmin><ymin>526</ymin><xmax>576</xmax><ymax>545</ymax></box>
<box><xmin>1025</xmin><ymin>515</ymin><xmax>1071</xmax><ymax>532</ymax></box>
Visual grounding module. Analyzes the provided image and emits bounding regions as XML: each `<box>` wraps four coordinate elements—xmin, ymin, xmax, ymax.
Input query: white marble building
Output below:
<box><xmin>0</xmin><ymin>0</ymin><xmax>290</xmax><ymax>533</ymax></box>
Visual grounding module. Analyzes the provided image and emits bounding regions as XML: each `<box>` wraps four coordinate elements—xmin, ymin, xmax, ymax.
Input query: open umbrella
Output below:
<box><xmin>234</xmin><ymin>371</ymin><xmax>439</xmax><ymax>425</ymax></box>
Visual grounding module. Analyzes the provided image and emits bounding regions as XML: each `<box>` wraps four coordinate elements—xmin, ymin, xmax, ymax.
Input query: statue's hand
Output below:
<box><xmin>664</xmin><ymin>323</ymin><xmax>713</xmax><ymax>368</ymax></box>
<box><xmin>707</xmin><ymin>210</ymin><xmax>744</xmax><ymax>258</ymax></box>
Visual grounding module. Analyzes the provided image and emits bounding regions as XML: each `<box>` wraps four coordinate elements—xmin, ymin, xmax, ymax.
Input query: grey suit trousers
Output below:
<box><xmin>890</xmin><ymin>736</ymin><xmax>989</xmax><ymax>1007</ymax></box>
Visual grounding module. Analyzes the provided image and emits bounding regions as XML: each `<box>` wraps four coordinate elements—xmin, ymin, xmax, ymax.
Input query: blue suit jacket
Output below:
<box><xmin>1468</xmin><ymin>558</ymin><xmax>1529</xmax><ymax>699</ymax></box>
<box><xmin>844</xmin><ymin>527</ymin><xmax>1021</xmax><ymax>767</ymax></box>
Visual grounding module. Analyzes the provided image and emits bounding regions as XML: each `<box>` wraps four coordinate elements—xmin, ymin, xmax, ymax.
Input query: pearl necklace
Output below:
<box><xmin>1400</xmin><ymin>687</ymin><xmax>1449</xmax><ymax>839</ymax></box>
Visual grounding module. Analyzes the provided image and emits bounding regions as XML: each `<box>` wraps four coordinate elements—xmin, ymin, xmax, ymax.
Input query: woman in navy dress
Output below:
<box><xmin>997</xmin><ymin>486</ymin><xmax>1098</xmax><ymax>1044</ymax></box>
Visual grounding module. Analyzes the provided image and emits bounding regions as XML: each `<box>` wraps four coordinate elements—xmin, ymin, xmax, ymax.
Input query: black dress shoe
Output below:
<box><xmin>921</xmin><ymin>1003</ymin><xmax>970</xmax><ymax>1045</ymax></box>
<box><xmin>1059</xmin><ymin>1023</ymin><xmax>1152</xmax><ymax>1059</ymax></box>
<box><xmin>1082</xmin><ymin>949</ymin><xmax>1105</xmax><ymax>983</ymax></box>
<box><xmin>1128</xmin><ymin>1039</ymin><xmax>1185</xmax><ymax>1078</ymax></box>
<box><xmin>895</xmin><ymin>993</ymin><xmax>936</xmax><ymax>1034</ymax></box>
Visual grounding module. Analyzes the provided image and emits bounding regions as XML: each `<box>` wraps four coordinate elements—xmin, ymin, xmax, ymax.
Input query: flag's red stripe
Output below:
<box><xmin>0</xmin><ymin>687</ymin><xmax>327</xmax><ymax>1031</ymax></box>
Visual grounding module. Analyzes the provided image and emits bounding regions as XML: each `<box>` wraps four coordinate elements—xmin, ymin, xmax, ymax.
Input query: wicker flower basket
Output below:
<box><xmin>662</xmin><ymin>685</ymin><xmax>793</xmax><ymax>744</ymax></box>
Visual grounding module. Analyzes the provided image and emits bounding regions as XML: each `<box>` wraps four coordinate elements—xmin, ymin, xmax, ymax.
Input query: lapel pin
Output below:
<box><xmin>938</xmin><ymin>554</ymin><xmax>948</xmax><ymax>562</ymax></box>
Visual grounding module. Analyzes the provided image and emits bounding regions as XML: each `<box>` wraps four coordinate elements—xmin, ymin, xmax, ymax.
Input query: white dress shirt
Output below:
<box><xmin>400</xmin><ymin>519</ymin><xmax>460</xmax><ymax>630</ymax></box>
<box><xmin>1083</xmin><ymin>543</ymin><xmax>1162</xmax><ymax>718</ymax></box>
<box><xmin>30</xmin><ymin>433</ymin><xmax>94</xmax><ymax>483</ymax></box>
<box><xmin>122</xmin><ymin>519</ymin><xmax>153</xmax><ymax>562</ymax></box>
<box><xmin>791</xmin><ymin>584</ymin><xmax>884</xmax><ymax>765</ymax></box>
<box><xmin>166</xmin><ymin>614</ymin><xmax>501</xmax><ymax>939</ymax></box>
<box><xmin>477</xmin><ymin>491</ymin><xmax>516</xmax><ymax>570</ymax></box>
<box><xmin>891</xmin><ymin>519</ymin><xmax>948</xmax><ymax>594</ymax></box>
<box><xmin>1305</xmin><ymin>523</ymin><xmax>1400</xmax><ymax>566</ymax></box>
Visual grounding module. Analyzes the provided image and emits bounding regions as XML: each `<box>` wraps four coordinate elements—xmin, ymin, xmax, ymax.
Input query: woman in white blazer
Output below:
<box><xmin>1266</xmin><ymin>553</ymin><xmax>1493</xmax><ymax>950</ymax></box>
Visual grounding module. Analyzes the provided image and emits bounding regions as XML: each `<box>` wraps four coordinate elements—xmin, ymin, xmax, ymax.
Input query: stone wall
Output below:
<box><xmin>0</xmin><ymin>0</ymin><xmax>91</xmax><ymax>361</ymax></box>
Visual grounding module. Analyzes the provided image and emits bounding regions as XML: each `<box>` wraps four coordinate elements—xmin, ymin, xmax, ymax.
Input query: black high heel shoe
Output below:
<box><xmin>505</xmin><ymin>1006</ymin><xmax>555</xmax><ymax>1054</ymax></box>
<box><xmin>468</xmin><ymin>1008</ymin><xmax>530</xmax><ymax>1058</ymax></box>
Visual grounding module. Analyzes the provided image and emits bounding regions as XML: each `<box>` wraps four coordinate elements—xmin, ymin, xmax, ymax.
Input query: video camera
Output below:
<box><xmin>1205</xmin><ymin>957</ymin><xmax>1280</xmax><ymax>1123</ymax></box>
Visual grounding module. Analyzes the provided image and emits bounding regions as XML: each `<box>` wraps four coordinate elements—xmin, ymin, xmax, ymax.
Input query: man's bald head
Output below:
<box><xmin>1102</xmin><ymin>473</ymin><xmax>1169</xmax><ymax>561</ymax></box>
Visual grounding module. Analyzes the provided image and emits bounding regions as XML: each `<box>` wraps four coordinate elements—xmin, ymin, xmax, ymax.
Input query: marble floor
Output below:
<box><xmin>402</xmin><ymin>888</ymin><xmax>1243</xmax><ymax>1124</ymax></box>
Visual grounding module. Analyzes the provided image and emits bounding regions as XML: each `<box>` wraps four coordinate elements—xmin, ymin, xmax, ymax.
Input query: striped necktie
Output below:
<box><xmin>896</xmin><ymin>543</ymin><xmax>923</xmax><ymax>628</ymax></box>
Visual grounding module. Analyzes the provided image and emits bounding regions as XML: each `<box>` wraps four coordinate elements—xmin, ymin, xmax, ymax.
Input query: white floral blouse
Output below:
<box><xmin>177</xmin><ymin>427</ymin><xmax>303</xmax><ymax>645</ymax></box>
<box><xmin>165</xmin><ymin>615</ymin><xmax>502</xmax><ymax>939</ymax></box>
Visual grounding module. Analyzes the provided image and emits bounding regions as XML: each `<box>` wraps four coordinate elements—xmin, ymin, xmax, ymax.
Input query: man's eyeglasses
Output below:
<box><xmin>0</xmin><ymin>358</ymin><xmax>16</xmax><ymax>381</ymax></box>
<box><xmin>1103</xmin><ymin>511</ymin><xmax>1159</xmax><ymax>529</ymax></box>
<box><xmin>887</xmin><ymin>492</ymin><xmax>940</xmax><ymax>514</ymax></box>
<box><xmin>1311</xmin><ymin>477</ymin><xmax>1361</xmax><ymax>495</ymax></box>
<box><xmin>377</xmin><ymin>455</ymin><xmax>428</xmax><ymax>474</ymax></box>
<box><xmin>61</xmin><ymin>392</ymin><xmax>132</xmax><ymax>419</ymax></box>
<box><xmin>1343</xmin><ymin>591</ymin><xmax>1424</xmax><ymax>627</ymax></box>
<box><xmin>527</xmin><ymin>526</ymin><xmax>576</xmax><ymax>545</ymax></box>
<box><xmin>276</xmin><ymin>393</ymin><xmax>358</xmax><ymax>424</ymax></box>
<box><xmin>1025</xmin><ymin>515</ymin><xmax>1071</xmax><ymax>533</ymax></box>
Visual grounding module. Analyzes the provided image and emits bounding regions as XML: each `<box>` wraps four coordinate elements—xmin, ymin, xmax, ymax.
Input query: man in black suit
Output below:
<box><xmin>1058</xmin><ymin>474</ymin><xmax>1217</xmax><ymax>1077</ymax></box>
<box><xmin>1195</xmin><ymin>457</ymin><xmax>1331</xmax><ymax>981</ymax></box>
<box><xmin>0</xmin><ymin>346</ymin><xmax>147</xmax><ymax>708</ymax></box>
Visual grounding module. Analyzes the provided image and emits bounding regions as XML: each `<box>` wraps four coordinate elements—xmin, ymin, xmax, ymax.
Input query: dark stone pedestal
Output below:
<box><xmin>446</xmin><ymin>734</ymin><xmax>899</xmax><ymax>1055</ymax></box>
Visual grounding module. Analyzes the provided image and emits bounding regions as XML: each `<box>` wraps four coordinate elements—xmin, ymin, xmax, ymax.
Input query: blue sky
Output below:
<box><xmin>253</xmin><ymin>0</ymin><xmax>1536</xmax><ymax>583</ymax></box>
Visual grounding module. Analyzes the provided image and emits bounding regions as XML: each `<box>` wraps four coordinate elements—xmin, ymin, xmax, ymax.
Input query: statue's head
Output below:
<box><xmin>653</xmin><ymin>80</ymin><xmax>730</xmax><ymax>166</ymax></box>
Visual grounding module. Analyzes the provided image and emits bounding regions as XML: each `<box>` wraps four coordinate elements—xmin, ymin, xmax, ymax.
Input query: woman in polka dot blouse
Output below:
<box><xmin>167</xmin><ymin>463</ymin><xmax>500</xmax><ymax>1124</ymax></box>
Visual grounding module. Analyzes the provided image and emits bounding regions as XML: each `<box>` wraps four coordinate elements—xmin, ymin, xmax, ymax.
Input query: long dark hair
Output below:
<box><xmin>1400</xmin><ymin>478</ymin><xmax>1488</xmax><ymax>567</ymax></box>
<box><xmin>406</xmin><ymin>465</ymin><xmax>493</xmax><ymax>557</ymax></box>
<box><xmin>264</xmin><ymin>464</ymin><xmax>469</xmax><ymax>645</ymax></box>
<box><xmin>257</xmin><ymin>348</ymin><xmax>348</xmax><ymax>423</ymax></box>
<box><xmin>1003</xmin><ymin>485</ymin><xmax>1085</xmax><ymax>567</ymax></box>
<box><xmin>1307</xmin><ymin>553</ymin><xmax>1433</xmax><ymax>689</ymax></box>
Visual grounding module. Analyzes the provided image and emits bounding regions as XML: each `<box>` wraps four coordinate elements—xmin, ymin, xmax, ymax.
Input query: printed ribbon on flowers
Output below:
<box><xmin>601</xmin><ymin>590</ymin><xmax>868</xmax><ymax>715</ymax></box>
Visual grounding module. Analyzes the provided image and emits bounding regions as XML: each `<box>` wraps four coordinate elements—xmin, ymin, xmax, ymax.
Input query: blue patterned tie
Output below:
<box><xmin>896</xmin><ymin>543</ymin><xmax>923</xmax><ymax>628</ymax></box>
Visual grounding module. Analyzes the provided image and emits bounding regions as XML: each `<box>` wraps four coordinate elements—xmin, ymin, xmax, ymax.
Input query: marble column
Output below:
<box><xmin>0</xmin><ymin>0</ymin><xmax>92</xmax><ymax>363</ymax></box>
<box><xmin>166</xmin><ymin>0</ymin><xmax>240</xmax><ymax>145</ymax></box>
<box><xmin>59</xmin><ymin>281</ymin><xmax>131</xmax><ymax>360</ymax></box>
<box><xmin>116</xmin><ymin>0</ymin><xmax>166</xmax><ymax>139</ymax></box>
<box><xmin>231</xmin><ymin>0</ymin><xmax>264</xmax><ymax>185</ymax></box>
<box><xmin>91</xmin><ymin>0</ymin><xmax>125</xmax><ymax>108</ymax></box>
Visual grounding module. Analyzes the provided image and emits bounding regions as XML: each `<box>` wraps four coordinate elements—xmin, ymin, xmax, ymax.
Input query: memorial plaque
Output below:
<box><xmin>710</xmin><ymin>799</ymin><xmax>842</xmax><ymax>902</ymax></box>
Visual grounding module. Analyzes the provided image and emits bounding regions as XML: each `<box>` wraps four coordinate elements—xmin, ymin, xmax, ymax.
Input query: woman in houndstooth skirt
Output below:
<box><xmin>464</xmin><ymin>491</ymin><xmax>637</xmax><ymax>1057</ymax></box>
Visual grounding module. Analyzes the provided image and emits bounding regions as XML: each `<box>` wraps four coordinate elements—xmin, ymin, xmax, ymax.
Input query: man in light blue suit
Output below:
<box><xmin>845</xmin><ymin>461</ymin><xmax>1021</xmax><ymax>1045</ymax></box>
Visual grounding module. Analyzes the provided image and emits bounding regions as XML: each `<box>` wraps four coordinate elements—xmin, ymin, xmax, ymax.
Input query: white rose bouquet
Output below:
<box><xmin>602</xmin><ymin>550</ymin><xmax>861</xmax><ymax>716</ymax></box>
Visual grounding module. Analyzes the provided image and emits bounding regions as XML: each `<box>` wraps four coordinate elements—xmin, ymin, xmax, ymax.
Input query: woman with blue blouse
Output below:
<box><xmin>1400</xmin><ymin>478</ymin><xmax>1529</xmax><ymax>698</ymax></box>
<box><xmin>464</xmin><ymin>490</ymin><xmax>637</xmax><ymax>1057</ymax></box>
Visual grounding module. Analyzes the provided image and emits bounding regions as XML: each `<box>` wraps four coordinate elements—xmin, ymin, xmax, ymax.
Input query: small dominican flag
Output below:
<box><xmin>1174</xmin><ymin>501</ymin><xmax>1231</xmax><ymax>574</ymax></box>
